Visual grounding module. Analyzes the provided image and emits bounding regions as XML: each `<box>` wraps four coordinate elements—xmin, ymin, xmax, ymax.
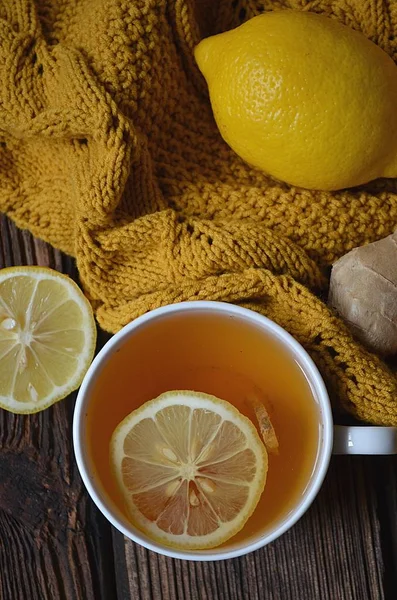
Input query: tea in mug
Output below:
<box><xmin>86</xmin><ymin>309</ymin><xmax>320</xmax><ymax>548</ymax></box>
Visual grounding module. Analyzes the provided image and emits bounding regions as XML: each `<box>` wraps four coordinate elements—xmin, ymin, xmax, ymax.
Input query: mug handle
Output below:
<box><xmin>333</xmin><ymin>425</ymin><xmax>397</xmax><ymax>455</ymax></box>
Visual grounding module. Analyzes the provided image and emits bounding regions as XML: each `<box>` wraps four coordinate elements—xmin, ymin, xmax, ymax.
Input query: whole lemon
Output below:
<box><xmin>195</xmin><ymin>11</ymin><xmax>397</xmax><ymax>191</ymax></box>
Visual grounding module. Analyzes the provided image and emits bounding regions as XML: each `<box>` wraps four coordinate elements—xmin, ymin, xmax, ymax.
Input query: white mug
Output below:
<box><xmin>73</xmin><ymin>301</ymin><xmax>397</xmax><ymax>561</ymax></box>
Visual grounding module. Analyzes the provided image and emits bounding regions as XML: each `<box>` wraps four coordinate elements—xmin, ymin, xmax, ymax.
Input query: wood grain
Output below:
<box><xmin>0</xmin><ymin>215</ymin><xmax>117</xmax><ymax>600</ymax></box>
<box><xmin>0</xmin><ymin>213</ymin><xmax>396</xmax><ymax>600</ymax></box>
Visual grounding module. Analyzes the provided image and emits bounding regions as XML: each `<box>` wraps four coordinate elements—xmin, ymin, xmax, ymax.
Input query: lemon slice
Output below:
<box><xmin>110</xmin><ymin>390</ymin><xmax>267</xmax><ymax>550</ymax></box>
<box><xmin>0</xmin><ymin>266</ymin><xmax>96</xmax><ymax>413</ymax></box>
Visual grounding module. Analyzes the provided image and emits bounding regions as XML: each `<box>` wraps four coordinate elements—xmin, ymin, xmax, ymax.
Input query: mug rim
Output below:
<box><xmin>73</xmin><ymin>300</ymin><xmax>333</xmax><ymax>561</ymax></box>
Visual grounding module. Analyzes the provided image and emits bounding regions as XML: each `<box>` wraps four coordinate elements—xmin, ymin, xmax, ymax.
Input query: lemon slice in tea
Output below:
<box><xmin>0</xmin><ymin>266</ymin><xmax>96</xmax><ymax>413</ymax></box>
<box><xmin>110</xmin><ymin>390</ymin><xmax>268</xmax><ymax>550</ymax></box>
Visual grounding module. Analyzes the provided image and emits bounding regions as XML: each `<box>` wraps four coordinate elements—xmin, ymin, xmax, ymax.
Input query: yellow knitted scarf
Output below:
<box><xmin>1</xmin><ymin>0</ymin><xmax>397</xmax><ymax>425</ymax></box>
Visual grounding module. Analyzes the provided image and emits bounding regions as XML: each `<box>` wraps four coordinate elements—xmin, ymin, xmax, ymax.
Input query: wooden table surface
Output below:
<box><xmin>1</xmin><ymin>213</ymin><xmax>396</xmax><ymax>600</ymax></box>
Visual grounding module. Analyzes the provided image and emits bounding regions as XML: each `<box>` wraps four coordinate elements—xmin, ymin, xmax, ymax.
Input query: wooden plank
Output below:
<box><xmin>112</xmin><ymin>453</ymin><xmax>391</xmax><ymax>600</ymax></box>
<box><xmin>0</xmin><ymin>215</ymin><xmax>117</xmax><ymax>600</ymax></box>
<box><xmin>371</xmin><ymin>456</ymin><xmax>397</xmax><ymax>598</ymax></box>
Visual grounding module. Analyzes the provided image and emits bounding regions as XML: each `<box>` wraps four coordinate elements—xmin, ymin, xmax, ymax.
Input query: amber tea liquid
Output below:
<box><xmin>86</xmin><ymin>309</ymin><xmax>320</xmax><ymax>545</ymax></box>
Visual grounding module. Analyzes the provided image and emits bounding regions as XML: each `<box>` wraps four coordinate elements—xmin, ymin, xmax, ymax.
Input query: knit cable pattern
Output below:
<box><xmin>1</xmin><ymin>0</ymin><xmax>397</xmax><ymax>424</ymax></box>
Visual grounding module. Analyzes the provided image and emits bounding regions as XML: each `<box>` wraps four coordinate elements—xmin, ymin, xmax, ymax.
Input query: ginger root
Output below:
<box><xmin>329</xmin><ymin>230</ymin><xmax>397</xmax><ymax>355</ymax></box>
<box><xmin>247</xmin><ymin>394</ymin><xmax>279</xmax><ymax>455</ymax></box>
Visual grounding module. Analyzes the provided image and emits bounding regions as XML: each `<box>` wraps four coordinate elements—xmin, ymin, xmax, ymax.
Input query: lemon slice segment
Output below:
<box><xmin>110</xmin><ymin>390</ymin><xmax>268</xmax><ymax>550</ymax></box>
<box><xmin>0</xmin><ymin>266</ymin><xmax>96</xmax><ymax>413</ymax></box>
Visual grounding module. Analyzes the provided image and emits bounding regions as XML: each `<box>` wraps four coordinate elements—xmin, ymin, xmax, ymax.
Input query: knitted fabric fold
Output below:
<box><xmin>1</xmin><ymin>0</ymin><xmax>397</xmax><ymax>424</ymax></box>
